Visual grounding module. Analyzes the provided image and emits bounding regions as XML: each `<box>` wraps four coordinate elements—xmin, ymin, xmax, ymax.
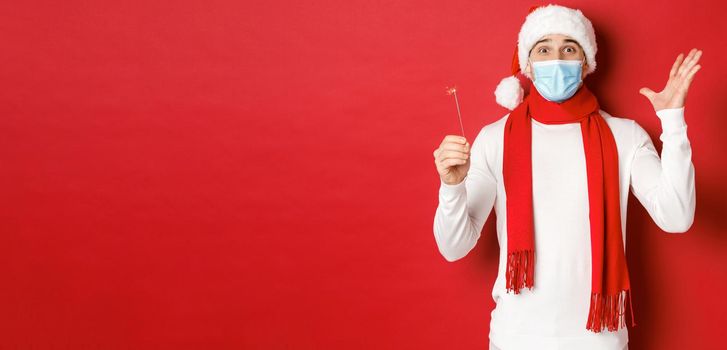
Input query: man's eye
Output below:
<box><xmin>538</xmin><ymin>48</ymin><xmax>548</xmax><ymax>53</ymax></box>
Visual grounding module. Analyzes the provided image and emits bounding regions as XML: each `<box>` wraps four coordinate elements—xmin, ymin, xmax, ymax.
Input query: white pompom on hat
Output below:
<box><xmin>495</xmin><ymin>4</ymin><xmax>598</xmax><ymax>110</ymax></box>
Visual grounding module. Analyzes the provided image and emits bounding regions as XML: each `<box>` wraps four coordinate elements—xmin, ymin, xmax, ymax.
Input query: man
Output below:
<box><xmin>432</xmin><ymin>4</ymin><xmax>699</xmax><ymax>350</ymax></box>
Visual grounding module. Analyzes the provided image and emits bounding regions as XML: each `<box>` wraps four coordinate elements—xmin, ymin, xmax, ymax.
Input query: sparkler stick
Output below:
<box><xmin>445</xmin><ymin>86</ymin><xmax>465</xmax><ymax>137</ymax></box>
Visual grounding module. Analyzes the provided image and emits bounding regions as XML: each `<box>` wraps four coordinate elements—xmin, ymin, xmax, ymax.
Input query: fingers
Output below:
<box><xmin>440</xmin><ymin>157</ymin><xmax>468</xmax><ymax>168</ymax></box>
<box><xmin>676</xmin><ymin>49</ymin><xmax>696</xmax><ymax>76</ymax></box>
<box><xmin>433</xmin><ymin>136</ymin><xmax>470</xmax><ymax>169</ymax></box>
<box><xmin>684</xmin><ymin>62</ymin><xmax>702</xmax><ymax>86</ymax></box>
<box><xmin>684</xmin><ymin>50</ymin><xmax>702</xmax><ymax>78</ymax></box>
<box><xmin>639</xmin><ymin>87</ymin><xmax>656</xmax><ymax>100</ymax></box>
<box><xmin>669</xmin><ymin>53</ymin><xmax>684</xmax><ymax>78</ymax></box>
<box><xmin>440</xmin><ymin>149</ymin><xmax>469</xmax><ymax>160</ymax></box>
<box><xmin>440</xmin><ymin>135</ymin><xmax>467</xmax><ymax>146</ymax></box>
<box><xmin>433</xmin><ymin>147</ymin><xmax>469</xmax><ymax>163</ymax></box>
<box><xmin>433</xmin><ymin>149</ymin><xmax>468</xmax><ymax>171</ymax></box>
<box><xmin>435</xmin><ymin>135</ymin><xmax>469</xmax><ymax>159</ymax></box>
<box><xmin>678</xmin><ymin>48</ymin><xmax>702</xmax><ymax>78</ymax></box>
<box><xmin>440</xmin><ymin>141</ymin><xmax>470</xmax><ymax>153</ymax></box>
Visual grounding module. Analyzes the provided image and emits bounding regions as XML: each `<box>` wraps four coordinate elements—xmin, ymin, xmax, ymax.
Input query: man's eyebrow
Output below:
<box><xmin>534</xmin><ymin>38</ymin><xmax>580</xmax><ymax>46</ymax></box>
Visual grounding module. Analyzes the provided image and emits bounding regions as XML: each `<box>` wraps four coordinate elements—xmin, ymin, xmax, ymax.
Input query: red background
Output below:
<box><xmin>1</xmin><ymin>1</ymin><xmax>725</xmax><ymax>349</ymax></box>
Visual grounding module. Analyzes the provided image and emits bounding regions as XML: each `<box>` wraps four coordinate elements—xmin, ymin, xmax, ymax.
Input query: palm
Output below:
<box><xmin>639</xmin><ymin>48</ymin><xmax>702</xmax><ymax>111</ymax></box>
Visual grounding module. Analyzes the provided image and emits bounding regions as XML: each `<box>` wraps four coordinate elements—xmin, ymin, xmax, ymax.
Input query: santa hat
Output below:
<box><xmin>495</xmin><ymin>4</ymin><xmax>598</xmax><ymax>110</ymax></box>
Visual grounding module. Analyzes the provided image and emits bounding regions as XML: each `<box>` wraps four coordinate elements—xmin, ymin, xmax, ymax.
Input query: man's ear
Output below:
<box><xmin>523</xmin><ymin>60</ymin><xmax>533</xmax><ymax>80</ymax></box>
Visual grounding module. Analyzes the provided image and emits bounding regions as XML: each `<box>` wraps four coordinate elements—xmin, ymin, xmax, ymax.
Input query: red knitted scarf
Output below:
<box><xmin>503</xmin><ymin>82</ymin><xmax>637</xmax><ymax>332</ymax></box>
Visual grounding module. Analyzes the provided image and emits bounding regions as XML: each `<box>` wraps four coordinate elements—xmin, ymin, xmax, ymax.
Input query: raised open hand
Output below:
<box><xmin>639</xmin><ymin>48</ymin><xmax>702</xmax><ymax>112</ymax></box>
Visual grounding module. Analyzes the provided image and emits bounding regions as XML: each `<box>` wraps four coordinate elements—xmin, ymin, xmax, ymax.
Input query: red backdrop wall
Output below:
<box><xmin>1</xmin><ymin>1</ymin><xmax>725</xmax><ymax>349</ymax></box>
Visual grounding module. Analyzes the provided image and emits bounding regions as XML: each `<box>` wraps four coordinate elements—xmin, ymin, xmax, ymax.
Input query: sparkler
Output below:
<box><xmin>445</xmin><ymin>86</ymin><xmax>465</xmax><ymax>137</ymax></box>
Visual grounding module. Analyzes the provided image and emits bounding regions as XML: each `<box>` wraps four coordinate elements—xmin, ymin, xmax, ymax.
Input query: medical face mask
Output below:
<box><xmin>529</xmin><ymin>58</ymin><xmax>585</xmax><ymax>102</ymax></box>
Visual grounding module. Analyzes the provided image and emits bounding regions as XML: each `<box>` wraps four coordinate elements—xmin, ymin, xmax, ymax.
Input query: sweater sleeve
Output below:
<box><xmin>629</xmin><ymin>107</ymin><xmax>696</xmax><ymax>233</ymax></box>
<box><xmin>433</xmin><ymin>127</ymin><xmax>497</xmax><ymax>262</ymax></box>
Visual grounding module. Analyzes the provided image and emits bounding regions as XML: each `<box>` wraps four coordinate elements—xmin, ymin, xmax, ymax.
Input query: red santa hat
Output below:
<box><xmin>495</xmin><ymin>4</ymin><xmax>598</xmax><ymax>110</ymax></box>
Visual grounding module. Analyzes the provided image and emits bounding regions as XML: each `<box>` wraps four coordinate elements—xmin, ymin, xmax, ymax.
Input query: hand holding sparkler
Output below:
<box><xmin>433</xmin><ymin>86</ymin><xmax>471</xmax><ymax>186</ymax></box>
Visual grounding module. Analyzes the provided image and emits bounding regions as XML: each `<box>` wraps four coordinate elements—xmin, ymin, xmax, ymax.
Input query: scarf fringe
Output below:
<box><xmin>505</xmin><ymin>249</ymin><xmax>535</xmax><ymax>294</ymax></box>
<box><xmin>586</xmin><ymin>289</ymin><xmax>637</xmax><ymax>333</ymax></box>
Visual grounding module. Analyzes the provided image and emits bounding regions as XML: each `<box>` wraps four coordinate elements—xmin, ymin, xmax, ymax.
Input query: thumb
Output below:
<box><xmin>639</xmin><ymin>87</ymin><xmax>656</xmax><ymax>100</ymax></box>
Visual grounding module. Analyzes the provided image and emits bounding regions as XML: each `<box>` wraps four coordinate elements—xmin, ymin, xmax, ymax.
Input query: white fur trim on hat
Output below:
<box><xmin>495</xmin><ymin>75</ymin><xmax>524</xmax><ymax>111</ymax></box>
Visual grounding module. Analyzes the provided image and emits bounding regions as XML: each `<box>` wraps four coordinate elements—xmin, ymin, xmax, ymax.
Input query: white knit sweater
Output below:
<box><xmin>433</xmin><ymin>107</ymin><xmax>695</xmax><ymax>350</ymax></box>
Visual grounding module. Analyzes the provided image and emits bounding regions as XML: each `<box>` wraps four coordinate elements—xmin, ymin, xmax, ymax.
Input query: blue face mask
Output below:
<box><xmin>529</xmin><ymin>58</ymin><xmax>585</xmax><ymax>102</ymax></box>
